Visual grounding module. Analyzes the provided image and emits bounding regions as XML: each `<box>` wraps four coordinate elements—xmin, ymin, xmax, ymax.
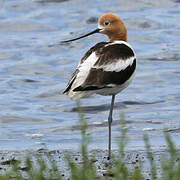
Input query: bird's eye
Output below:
<box><xmin>104</xmin><ymin>21</ymin><xmax>110</xmax><ymax>26</ymax></box>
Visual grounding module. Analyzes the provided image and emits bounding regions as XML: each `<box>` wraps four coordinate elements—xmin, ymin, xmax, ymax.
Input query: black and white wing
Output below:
<box><xmin>64</xmin><ymin>41</ymin><xmax>136</xmax><ymax>99</ymax></box>
<box><xmin>63</xmin><ymin>42</ymin><xmax>108</xmax><ymax>99</ymax></box>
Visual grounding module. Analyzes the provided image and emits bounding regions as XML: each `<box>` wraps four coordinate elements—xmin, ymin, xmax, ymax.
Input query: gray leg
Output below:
<box><xmin>108</xmin><ymin>95</ymin><xmax>115</xmax><ymax>159</ymax></box>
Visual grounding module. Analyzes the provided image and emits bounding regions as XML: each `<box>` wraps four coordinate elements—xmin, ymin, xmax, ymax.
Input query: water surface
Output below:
<box><xmin>0</xmin><ymin>0</ymin><xmax>180</xmax><ymax>151</ymax></box>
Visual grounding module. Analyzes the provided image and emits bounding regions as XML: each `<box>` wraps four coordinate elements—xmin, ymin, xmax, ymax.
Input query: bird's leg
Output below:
<box><xmin>108</xmin><ymin>95</ymin><xmax>115</xmax><ymax>160</ymax></box>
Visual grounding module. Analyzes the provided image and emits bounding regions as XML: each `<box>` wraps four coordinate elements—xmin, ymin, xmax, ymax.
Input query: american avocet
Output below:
<box><xmin>62</xmin><ymin>13</ymin><xmax>136</xmax><ymax>159</ymax></box>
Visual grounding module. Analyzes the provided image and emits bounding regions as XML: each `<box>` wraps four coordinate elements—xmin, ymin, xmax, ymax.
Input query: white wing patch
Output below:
<box><xmin>65</xmin><ymin>52</ymin><xmax>99</xmax><ymax>99</ymax></box>
<box><xmin>70</xmin><ymin>52</ymin><xmax>98</xmax><ymax>89</ymax></box>
<box><xmin>76</xmin><ymin>52</ymin><xmax>98</xmax><ymax>81</ymax></box>
<box><xmin>93</xmin><ymin>56</ymin><xmax>135</xmax><ymax>72</ymax></box>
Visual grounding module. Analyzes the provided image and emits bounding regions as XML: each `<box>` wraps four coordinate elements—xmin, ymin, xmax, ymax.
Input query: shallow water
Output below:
<box><xmin>0</xmin><ymin>0</ymin><xmax>180</xmax><ymax>151</ymax></box>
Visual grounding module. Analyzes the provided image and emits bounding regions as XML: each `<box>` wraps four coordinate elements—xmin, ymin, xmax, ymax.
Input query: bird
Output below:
<box><xmin>62</xmin><ymin>13</ymin><xmax>136</xmax><ymax>159</ymax></box>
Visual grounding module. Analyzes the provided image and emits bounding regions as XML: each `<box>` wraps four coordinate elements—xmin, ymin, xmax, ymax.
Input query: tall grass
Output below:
<box><xmin>0</xmin><ymin>104</ymin><xmax>180</xmax><ymax>180</ymax></box>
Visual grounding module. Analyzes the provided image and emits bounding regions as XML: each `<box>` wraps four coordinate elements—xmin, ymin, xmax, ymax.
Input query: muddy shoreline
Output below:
<box><xmin>1</xmin><ymin>148</ymin><xmax>177</xmax><ymax>179</ymax></box>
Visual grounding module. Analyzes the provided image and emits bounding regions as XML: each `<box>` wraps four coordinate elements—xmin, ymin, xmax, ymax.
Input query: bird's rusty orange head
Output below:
<box><xmin>61</xmin><ymin>13</ymin><xmax>127</xmax><ymax>43</ymax></box>
<box><xmin>98</xmin><ymin>13</ymin><xmax>127</xmax><ymax>42</ymax></box>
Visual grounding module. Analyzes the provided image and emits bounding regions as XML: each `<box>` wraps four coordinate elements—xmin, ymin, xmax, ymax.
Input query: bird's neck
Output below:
<box><xmin>109</xmin><ymin>32</ymin><xmax>127</xmax><ymax>42</ymax></box>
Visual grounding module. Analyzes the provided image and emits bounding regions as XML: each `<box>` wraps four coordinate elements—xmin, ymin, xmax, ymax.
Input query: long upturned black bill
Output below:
<box><xmin>61</xmin><ymin>28</ymin><xmax>101</xmax><ymax>43</ymax></box>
